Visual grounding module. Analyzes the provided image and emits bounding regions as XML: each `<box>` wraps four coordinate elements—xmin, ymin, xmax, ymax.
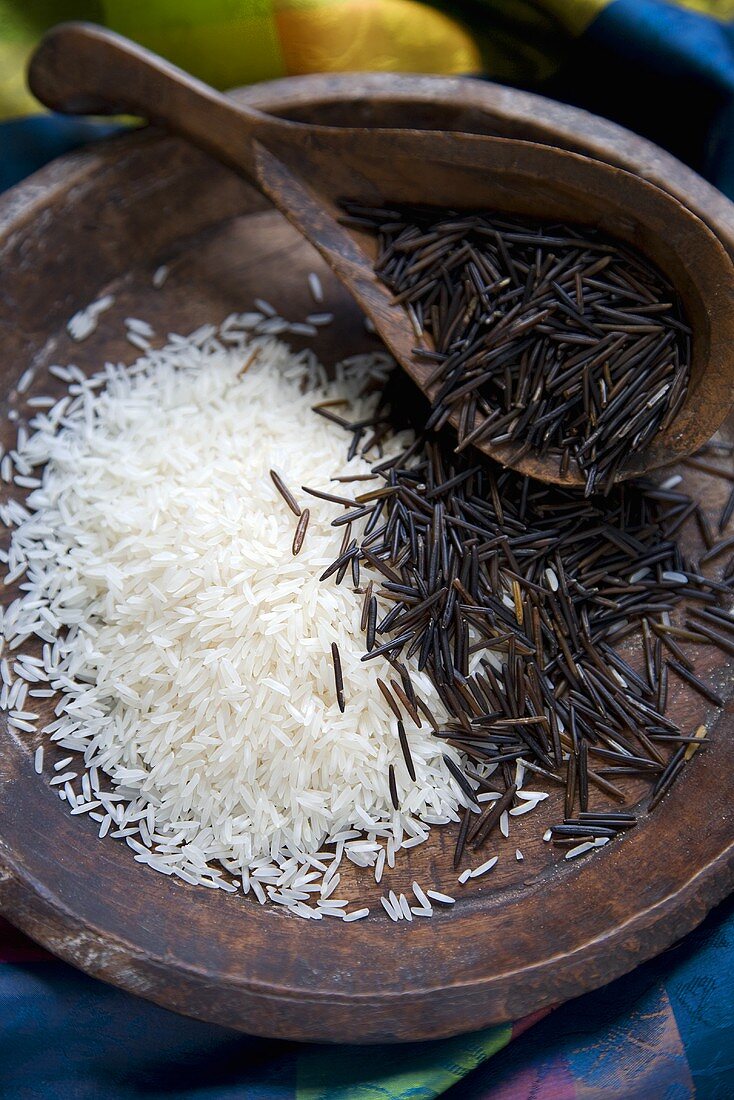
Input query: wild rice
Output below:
<box><xmin>347</xmin><ymin>203</ymin><xmax>690</xmax><ymax>493</ymax></box>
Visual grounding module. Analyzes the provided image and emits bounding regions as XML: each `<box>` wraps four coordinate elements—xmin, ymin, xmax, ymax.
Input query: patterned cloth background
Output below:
<box><xmin>2</xmin><ymin>1</ymin><xmax>734</xmax><ymax>1097</ymax></box>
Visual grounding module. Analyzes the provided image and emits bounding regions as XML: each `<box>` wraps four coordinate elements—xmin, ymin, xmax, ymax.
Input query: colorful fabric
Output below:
<box><xmin>542</xmin><ymin>0</ymin><xmax>734</xmax><ymax>197</ymax></box>
<box><xmin>2</xmin><ymin>0</ymin><xmax>734</xmax><ymax>1096</ymax></box>
<box><xmin>0</xmin><ymin>0</ymin><xmax>481</xmax><ymax>120</ymax></box>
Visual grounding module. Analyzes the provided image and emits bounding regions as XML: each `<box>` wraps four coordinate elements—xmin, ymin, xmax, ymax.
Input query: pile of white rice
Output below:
<box><xmin>0</xmin><ymin>315</ymin><xmax>476</xmax><ymax>918</ymax></box>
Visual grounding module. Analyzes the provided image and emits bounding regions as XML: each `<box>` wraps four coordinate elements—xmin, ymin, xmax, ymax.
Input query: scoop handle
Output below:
<box><xmin>27</xmin><ymin>22</ymin><xmax>294</xmax><ymax>180</ymax></box>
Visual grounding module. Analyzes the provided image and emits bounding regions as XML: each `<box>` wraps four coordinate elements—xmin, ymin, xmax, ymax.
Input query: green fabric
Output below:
<box><xmin>296</xmin><ymin>1025</ymin><xmax>512</xmax><ymax>1099</ymax></box>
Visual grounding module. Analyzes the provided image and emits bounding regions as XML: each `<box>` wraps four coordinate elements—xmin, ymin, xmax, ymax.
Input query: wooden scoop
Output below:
<box><xmin>28</xmin><ymin>22</ymin><xmax>734</xmax><ymax>486</ymax></box>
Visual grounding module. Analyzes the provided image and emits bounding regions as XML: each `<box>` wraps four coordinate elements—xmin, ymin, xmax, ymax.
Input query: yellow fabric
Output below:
<box><xmin>0</xmin><ymin>0</ymin><xmax>481</xmax><ymax>119</ymax></box>
<box><xmin>102</xmin><ymin>0</ymin><xmax>286</xmax><ymax>87</ymax></box>
<box><xmin>2</xmin><ymin>0</ymin><xmax>733</xmax><ymax>123</ymax></box>
<box><xmin>673</xmin><ymin>0</ymin><xmax>734</xmax><ymax>16</ymax></box>
<box><xmin>275</xmin><ymin>0</ymin><xmax>479</xmax><ymax>76</ymax></box>
<box><xmin>0</xmin><ymin>38</ymin><xmax>33</xmax><ymax>118</ymax></box>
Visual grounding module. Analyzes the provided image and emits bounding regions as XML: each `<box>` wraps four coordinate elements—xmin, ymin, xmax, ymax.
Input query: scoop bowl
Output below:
<box><xmin>28</xmin><ymin>21</ymin><xmax>734</xmax><ymax>486</ymax></box>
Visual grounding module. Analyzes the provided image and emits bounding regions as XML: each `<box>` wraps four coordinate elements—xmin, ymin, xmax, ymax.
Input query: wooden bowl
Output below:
<box><xmin>0</xmin><ymin>74</ymin><xmax>733</xmax><ymax>1043</ymax></box>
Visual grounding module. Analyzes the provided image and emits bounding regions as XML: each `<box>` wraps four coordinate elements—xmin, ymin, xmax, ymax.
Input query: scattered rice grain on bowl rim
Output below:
<box><xmin>0</xmin><ymin>319</ymin><xmax>477</xmax><ymax>918</ymax></box>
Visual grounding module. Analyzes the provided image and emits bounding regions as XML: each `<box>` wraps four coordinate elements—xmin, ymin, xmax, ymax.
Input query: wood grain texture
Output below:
<box><xmin>0</xmin><ymin>73</ymin><xmax>732</xmax><ymax>1043</ymax></box>
<box><xmin>27</xmin><ymin>23</ymin><xmax>734</xmax><ymax>488</ymax></box>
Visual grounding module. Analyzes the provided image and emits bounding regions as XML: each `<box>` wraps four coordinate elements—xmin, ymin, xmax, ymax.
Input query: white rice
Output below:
<box><xmin>426</xmin><ymin>889</ymin><xmax>454</xmax><ymax>905</ymax></box>
<box><xmin>469</xmin><ymin>855</ymin><xmax>498</xmax><ymax>879</ymax></box>
<box><xmin>510</xmin><ymin>791</ymin><xmax>548</xmax><ymax>816</ymax></box>
<box><xmin>17</xmin><ymin>368</ymin><xmax>35</xmax><ymax>394</ymax></box>
<box><xmin>343</xmin><ymin>907</ymin><xmax>369</xmax><ymax>922</ymax></box>
<box><xmin>288</xmin><ymin>323</ymin><xmax>318</xmax><ymax>338</ymax></box>
<box><xmin>307</xmin><ymin>273</ymin><xmax>323</xmax><ymax>303</ymax></box>
<box><xmin>152</xmin><ymin>265</ymin><xmax>169</xmax><ymax>289</ymax></box>
<box><xmin>66</xmin><ymin>294</ymin><xmax>115</xmax><ymax>341</ymax></box>
<box><xmin>380</xmin><ymin>895</ymin><xmax>399</xmax><ymax>921</ymax></box>
<box><xmin>125</xmin><ymin>318</ymin><xmax>155</xmax><ymax>337</ymax></box>
<box><xmin>565</xmin><ymin>840</ymin><xmax>596</xmax><ymax>860</ymax></box>
<box><xmin>411</xmin><ymin>880</ymin><xmax>430</xmax><ymax>909</ymax></box>
<box><xmin>0</xmin><ymin>320</ymin><xmax>477</xmax><ymax>916</ymax></box>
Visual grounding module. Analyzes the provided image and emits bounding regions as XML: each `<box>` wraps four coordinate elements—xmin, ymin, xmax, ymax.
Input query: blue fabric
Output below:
<box><xmin>0</xmin><ymin>116</ymin><xmax>121</xmax><ymax>193</ymax></box>
<box><xmin>0</xmin><ymin>958</ymin><xmax>298</xmax><ymax>1098</ymax></box>
<box><xmin>593</xmin><ymin>0</ymin><xmax>734</xmax><ymax>195</ymax></box>
<box><xmin>545</xmin><ymin>0</ymin><xmax>734</xmax><ymax>199</ymax></box>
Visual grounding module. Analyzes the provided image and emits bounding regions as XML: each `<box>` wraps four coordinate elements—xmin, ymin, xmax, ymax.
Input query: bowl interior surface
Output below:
<box><xmin>0</xmin><ymin>76</ymin><xmax>732</xmax><ymax>1043</ymax></box>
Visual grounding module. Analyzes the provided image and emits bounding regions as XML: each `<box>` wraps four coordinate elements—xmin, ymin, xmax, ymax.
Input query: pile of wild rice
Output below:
<box><xmin>344</xmin><ymin>203</ymin><xmax>691</xmax><ymax>494</ymax></box>
<box><xmin>316</xmin><ymin>364</ymin><xmax>733</xmax><ymax>867</ymax></box>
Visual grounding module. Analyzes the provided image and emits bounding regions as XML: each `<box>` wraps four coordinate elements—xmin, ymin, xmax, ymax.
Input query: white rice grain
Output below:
<box><xmin>470</xmin><ymin>855</ymin><xmax>498</xmax><ymax>878</ymax></box>
<box><xmin>152</xmin><ymin>265</ymin><xmax>169</xmax><ymax>289</ymax></box>
<box><xmin>67</xmin><ymin>295</ymin><xmax>114</xmax><ymax>341</ymax></box>
<box><xmin>308</xmin><ymin>273</ymin><xmax>324</xmax><ymax>303</ymax></box>
<box><xmin>426</xmin><ymin>890</ymin><xmax>455</xmax><ymax>905</ymax></box>
<box><xmin>565</xmin><ymin>841</ymin><xmax>596</xmax><ymax>860</ymax></box>
<box><xmin>343</xmin><ymin>907</ymin><xmax>369</xmax><ymax>922</ymax></box>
